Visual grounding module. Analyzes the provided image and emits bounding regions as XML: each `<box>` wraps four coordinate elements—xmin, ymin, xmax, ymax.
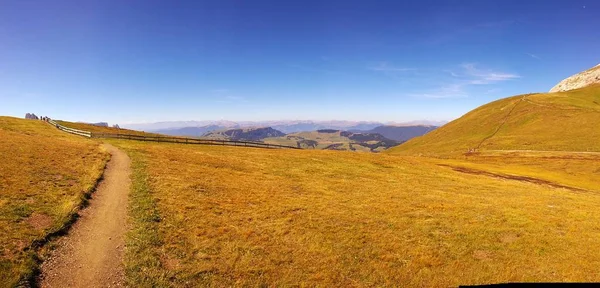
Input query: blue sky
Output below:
<box><xmin>1</xmin><ymin>0</ymin><xmax>598</xmax><ymax>124</ymax></box>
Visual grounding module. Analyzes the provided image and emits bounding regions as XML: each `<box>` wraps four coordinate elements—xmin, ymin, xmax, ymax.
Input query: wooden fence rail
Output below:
<box><xmin>48</xmin><ymin>119</ymin><xmax>92</xmax><ymax>138</ymax></box>
<box><xmin>46</xmin><ymin>119</ymin><xmax>299</xmax><ymax>150</ymax></box>
<box><xmin>92</xmin><ymin>133</ymin><xmax>300</xmax><ymax>149</ymax></box>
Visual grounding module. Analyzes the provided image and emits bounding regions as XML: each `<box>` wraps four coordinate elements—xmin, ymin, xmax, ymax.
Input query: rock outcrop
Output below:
<box><xmin>550</xmin><ymin>64</ymin><xmax>600</xmax><ymax>92</ymax></box>
<box><xmin>25</xmin><ymin>113</ymin><xmax>39</xmax><ymax>120</ymax></box>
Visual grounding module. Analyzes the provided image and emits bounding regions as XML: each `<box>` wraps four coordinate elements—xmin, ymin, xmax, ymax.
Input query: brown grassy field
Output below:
<box><xmin>56</xmin><ymin>120</ymin><xmax>162</xmax><ymax>137</ymax></box>
<box><xmin>112</xmin><ymin>140</ymin><xmax>600</xmax><ymax>286</ymax></box>
<box><xmin>0</xmin><ymin>117</ymin><xmax>107</xmax><ymax>286</ymax></box>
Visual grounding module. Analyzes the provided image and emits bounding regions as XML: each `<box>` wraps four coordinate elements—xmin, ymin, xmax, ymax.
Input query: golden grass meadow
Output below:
<box><xmin>55</xmin><ymin>120</ymin><xmax>161</xmax><ymax>137</ymax></box>
<box><xmin>112</xmin><ymin>139</ymin><xmax>600</xmax><ymax>286</ymax></box>
<box><xmin>0</xmin><ymin>117</ymin><xmax>107</xmax><ymax>287</ymax></box>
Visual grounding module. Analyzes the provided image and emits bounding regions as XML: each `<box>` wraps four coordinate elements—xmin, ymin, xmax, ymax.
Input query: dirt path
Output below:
<box><xmin>475</xmin><ymin>96</ymin><xmax>525</xmax><ymax>150</ymax></box>
<box><xmin>39</xmin><ymin>144</ymin><xmax>131</xmax><ymax>287</ymax></box>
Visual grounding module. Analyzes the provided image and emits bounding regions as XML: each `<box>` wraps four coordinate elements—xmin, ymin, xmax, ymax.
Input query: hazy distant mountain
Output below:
<box><xmin>123</xmin><ymin>120</ymin><xmax>447</xmax><ymax>135</ymax></box>
<box><xmin>124</xmin><ymin>120</ymin><xmax>239</xmax><ymax>131</ymax></box>
<box><xmin>352</xmin><ymin>125</ymin><xmax>438</xmax><ymax>142</ymax></box>
<box><xmin>123</xmin><ymin>120</ymin><xmax>386</xmax><ymax>133</ymax></box>
<box><xmin>271</xmin><ymin>122</ymin><xmax>384</xmax><ymax>134</ymax></box>
<box><xmin>153</xmin><ymin>125</ymin><xmax>228</xmax><ymax>137</ymax></box>
<box><xmin>386</xmin><ymin>120</ymin><xmax>447</xmax><ymax>126</ymax></box>
<box><xmin>203</xmin><ymin>127</ymin><xmax>286</xmax><ymax>141</ymax></box>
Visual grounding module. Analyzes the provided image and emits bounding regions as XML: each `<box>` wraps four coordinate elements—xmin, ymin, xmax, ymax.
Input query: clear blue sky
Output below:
<box><xmin>1</xmin><ymin>0</ymin><xmax>598</xmax><ymax>124</ymax></box>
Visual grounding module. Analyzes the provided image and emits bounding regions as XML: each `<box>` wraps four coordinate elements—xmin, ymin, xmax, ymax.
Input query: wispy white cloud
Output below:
<box><xmin>411</xmin><ymin>63</ymin><xmax>519</xmax><ymax>99</ymax></box>
<box><xmin>409</xmin><ymin>83</ymin><xmax>468</xmax><ymax>99</ymax></box>
<box><xmin>484</xmin><ymin>88</ymin><xmax>501</xmax><ymax>95</ymax></box>
<box><xmin>288</xmin><ymin>64</ymin><xmax>341</xmax><ymax>75</ymax></box>
<box><xmin>368</xmin><ymin>62</ymin><xmax>414</xmax><ymax>72</ymax></box>
<box><xmin>445</xmin><ymin>70</ymin><xmax>461</xmax><ymax>77</ymax></box>
<box><xmin>215</xmin><ymin>95</ymin><xmax>248</xmax><ymax>104</ymax></box>
<box><xmin>224</xmin><ymin>95</ymin><xmax>244</xmax><ymax>101</ymax></box>
<box><xmin>526</xmin><ymin>53</ymin><xmax>541</xmax><ymax>60</ymax></box>
<box><xmin>209</xmin><ymin>89</ymin><xmax>248</xmax><ymax>103</ymax></box>
<box><xmin>460</xmin><ymin>63</ymin><xmax>520</xmax><ymax>84</ymax></box>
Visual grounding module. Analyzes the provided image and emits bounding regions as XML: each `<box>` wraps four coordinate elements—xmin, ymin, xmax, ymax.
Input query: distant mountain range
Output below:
<box><xmin>124</xmin><ymin>120</ymin><xmax>446</xmax><ymax>134</ymax></box>
<box><xmin>188</xmin><ymin>126</ymin><xmax>422</xmax><ymax>152</ymax></box>
<box><xmin>151</xmin><ymin>122</ymin><xmax>438</xmax><ymax>150</ymax></box>
<box><xmin>203</xmin><ymin>127</ymin><xmax>286</xmax><ymax>142</ymax></box>
<box><xmin>263</xmin><ymin>129</ymin><xmax>401</xmax><ymax>152</ymax></box>
<box><xmin>152</xmin><ymin>125</ymin><xmax>225</xmax><ymax>137</ymax></box>
<box><xmin>351</xmin><ymin>125</ymin><xmax>438</xmax><ymax>142</ymax></box>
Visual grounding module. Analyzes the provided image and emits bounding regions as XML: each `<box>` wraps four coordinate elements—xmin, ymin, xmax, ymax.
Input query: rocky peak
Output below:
<box><xmin>550</xmin><ymin>64</ymin><xmax>600</xmax><ymax>92</ymax></box>
<box><xmin>25</xmin><ymin>113</ymin><xmax>39</xmax><ymax>120</ymax></box>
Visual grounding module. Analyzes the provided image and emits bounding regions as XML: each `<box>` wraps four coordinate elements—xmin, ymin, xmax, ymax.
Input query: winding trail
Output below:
<box><xmin>475</xmin><ymin>96</ymin><xmax>526</xmax><ymax>150</ymax></box>
<box><xmin>39</xmin><ymin>144</ymin><xmax>131</xmax><ymax>288</ymax></box>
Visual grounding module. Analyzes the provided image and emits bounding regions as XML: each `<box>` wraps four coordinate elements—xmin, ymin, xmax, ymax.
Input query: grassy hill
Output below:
<box><xmin>55</xmin><ymin>120</ymin><xmax>161</xmax><ymax>137</ymax></box>
<box><xmin>353</xmin><ymin>125</ymin><xmax>437</xmax><ymax>142</ymax></box>
<box><xmin>0</xmin><ymin>117</ymin><xmax>106</xmax><ymax>286</ymax></box>
<box><xmin>389</xmin><ymin>84</ymin><xmax>600</xmax><ymax>156</ymax></box>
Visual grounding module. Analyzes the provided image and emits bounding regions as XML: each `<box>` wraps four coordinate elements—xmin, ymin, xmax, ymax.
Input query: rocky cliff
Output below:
<box><xmin>550</xmin><ymin>64</ymin><xmax>600</xmax><ymax>92</ymax></box>
<box><xmin>25</xmin><ymin>113</ymin><xmax>39</xmax><ymax>120</ymax></box>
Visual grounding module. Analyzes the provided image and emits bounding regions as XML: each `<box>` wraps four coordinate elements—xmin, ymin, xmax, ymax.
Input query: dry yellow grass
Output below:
<box><xmin>390</xmin><ymin>85</ymin><xmax>600</xmax><ymax>156</ymax></box>
<box><xmin>0</xmin><ymin>117</ymin><xmax>107</xmax><ymax>286</ymax></box>
<box><xmin>56</xmin><ymin>120</ymin><xmax>161</xmax><ymax>137</ymax></box>
<box><xmin>113</xmin><ymin>140</ymin><xmax>600</xmax><ymax>286</ymax></box>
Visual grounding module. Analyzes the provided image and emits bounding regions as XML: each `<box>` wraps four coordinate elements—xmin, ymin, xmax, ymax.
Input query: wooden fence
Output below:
<box><xmin>48</xmin><ymin>119</ymin><xmax>92</xmax><ymax>138</ymax></box>
<box><xmin>47</xmin><ymin>119</ymin><xmax>299</xmax><ymax>150</ymax></box>
<box><xmin>92</xmin><ymin>133</ymin><xmax>299</xmax><ymax>149</ymax></box>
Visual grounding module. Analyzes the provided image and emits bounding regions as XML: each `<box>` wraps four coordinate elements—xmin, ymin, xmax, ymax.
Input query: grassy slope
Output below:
<box><xmin>113</xmin><ymin>140</ymin><xmax>600</xmax><ymax>286</ymax></box>
<box><xmin>389</xmin><ymin>85</ymin><xmax>600</xmax><ymax>156</ymax></box>
<box><xmin>56</xmin><ymin>120</ymin><xmax>162</xmax><ymax>137</ymax></box>
<box><xmin>0</xmin><ymin>117</ymin><xmax>107</xmax><ymax>286</ymax></box>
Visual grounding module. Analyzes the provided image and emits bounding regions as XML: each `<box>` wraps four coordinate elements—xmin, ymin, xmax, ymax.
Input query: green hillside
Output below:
<box><xmin>388</xmin><ymin>84</ymin><xmax>600</xmax><ymax>156</ymax></box>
